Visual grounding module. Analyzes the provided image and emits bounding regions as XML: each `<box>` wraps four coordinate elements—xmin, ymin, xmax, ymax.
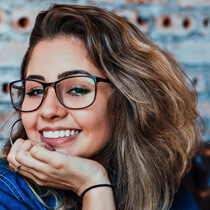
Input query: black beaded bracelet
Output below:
<box><xmin>80</xmin><ymin>184</ymin><xmax>114</xmax><ymax>200</ymax></box>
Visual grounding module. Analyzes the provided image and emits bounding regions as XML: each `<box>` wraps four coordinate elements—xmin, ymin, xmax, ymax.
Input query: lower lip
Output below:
<box><xmin>40</xmin><ymin>133</ymin><xmax>79</xmax><ymax>146</ymax></box>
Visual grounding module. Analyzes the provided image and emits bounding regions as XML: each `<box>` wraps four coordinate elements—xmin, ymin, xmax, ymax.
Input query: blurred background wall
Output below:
<box><xmin>0</xmin><ymin>0</ymin><xmax>209</xmax><ymax>143</ymax></box>
<box><xmin>0</xmin><ymin>0</ymin><xmax>209</xmax><ymax>209</ymax></box>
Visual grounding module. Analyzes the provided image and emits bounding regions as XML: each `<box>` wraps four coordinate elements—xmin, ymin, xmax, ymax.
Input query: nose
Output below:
<box><xmin>39</xmin><ymin>87</ymin><xmax>68</xmax><ymax>120</ymax></box>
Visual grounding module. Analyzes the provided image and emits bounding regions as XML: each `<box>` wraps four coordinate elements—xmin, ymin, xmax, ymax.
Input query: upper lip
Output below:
<box><xmin>39</xmin><ymin>126</ymin><xmax>81</xmax><ymax>132</ymax></box>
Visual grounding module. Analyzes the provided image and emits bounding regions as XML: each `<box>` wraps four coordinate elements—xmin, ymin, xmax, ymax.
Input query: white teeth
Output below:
<box><xmin>49</xmin><ymin>131</ymin><xmax>53</xmax><ymax>138</ymax></box>
<box><xmin>43</xmin><ymin>131</ymin><xmax>47</xmax><ymax>137</ymax></box>
<box><xmin>54</xmin><ymin>131</ymin><xmax>59</xmax><ymax>138</ymax></box>
<box><xmin>59</xmin><ymin>130</ymin><xmax>65</xmax><ymax>137</ymax></box>
<box><xmin>43</xmin><ymin>130</ymin><xmax>79</xmax><ymax>138</ymax></box>
<box><xmin>71</xmin><ymin>130</ymin><xmax>75</xmax><ymax>136</ymax></box>
<box><xmin>65</xmin><ymin>130</ymin><xmax>70</xmax><ymax>137</ymax></box>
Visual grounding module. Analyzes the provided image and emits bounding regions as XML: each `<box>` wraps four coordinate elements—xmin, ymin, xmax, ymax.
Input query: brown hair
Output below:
<box><xmin>3</xmin><ymin>4</ymin><xmax>204</xmax><ymax>209</ymax></box>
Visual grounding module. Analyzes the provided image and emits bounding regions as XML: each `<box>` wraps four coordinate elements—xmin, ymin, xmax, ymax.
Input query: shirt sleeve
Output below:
<box><xmin>0</xmin><ymin>160</ymin><xmax>46</xmax><ymax>210</ymax></box>
<box><xmin>0</xmin><ymin>188</ymin><xmax>32</xmax><ymax>210</ymax></box>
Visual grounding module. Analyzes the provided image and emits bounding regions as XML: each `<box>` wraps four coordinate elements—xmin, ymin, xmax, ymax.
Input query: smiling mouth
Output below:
<box><xmin>43</xmin><ymin>130</ymin><xmax>80</xmax><ymax>139</ymax></box>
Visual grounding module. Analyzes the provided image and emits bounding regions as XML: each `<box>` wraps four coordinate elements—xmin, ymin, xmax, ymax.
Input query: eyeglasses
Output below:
<box><xmin>10</xmin><ymin>75</ymin><xmax>111</xmax><ymax>112</ymax></box>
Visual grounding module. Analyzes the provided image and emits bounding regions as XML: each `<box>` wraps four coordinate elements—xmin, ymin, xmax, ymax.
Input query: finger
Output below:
<box><xmin>8</xmin><ymin>162</ymin><xmax>18</xmax><ymax>171</ymax></box>
<box><xmin>18</xmin><ymin>139</ymin><xmax>35</xmax><ymax>151</ymax></box>
<box><xmin>30</xmin><ymin>145</ymin><xmax>62</xmax><ymax>166</ymax></box>
<box><xmin>17</xmin><ymin>163</ymin><xmax>49</xmax><ymax>179</ymax></box>
<box><xmin>15</xmin><ymin>162</ymin><xmax>71</xmax><ymax>190</ymax></box>
<box><xmin>14</xmin><ymin>140</ymin><xmax>37</xmax><ymax>165</ymax></box>
<box><xmin>7</xmin><ymin>139</ymin><xmax>36</xmax><ymax>164</ymax></box>
<box><xmin>7</xmin><ymin>138</ymin><xmax>25</xmax><ymax>166</ymax></box>
<box><xmin>34</xmin><ymin>142</ymin><xmax>54</xmax><ymax>151</ymax></box>
<box><xmin>16</xmin><ymin>163</ymin><xmax>75</xmax><ymax>191</ymax></box>
<box><xmin>18</xmin><ymin>169</ymin><xmax>72</xmax><ymax>190</ymax></box>
<box><xmin>15</xmin><ymin>150</ymin><xmax>50</xmax><ymax>173</ymax></box>
<box><xmin>7</xmin><ymin>140</ymin><xmax>54</xmax><ymax>175</ymax></box>
<box><xmin>8</xmin><ymin>141</ymin><xmax>50</xmax><ymax>172</ymax></box>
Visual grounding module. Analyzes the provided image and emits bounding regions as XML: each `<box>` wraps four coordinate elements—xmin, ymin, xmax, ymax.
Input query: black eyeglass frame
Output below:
<box><xmin>10</xmin><ymin>75</ymin><xmax>111</xmax><ymax>112</ymax></box>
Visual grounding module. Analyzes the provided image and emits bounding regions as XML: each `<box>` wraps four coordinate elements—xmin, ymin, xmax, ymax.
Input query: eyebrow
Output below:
<box><xmin>26</xmin><ymin>75</ymin><xmax>45</xmax><ymax>81</ymax></box>
<box><xmin>58</xmin><ymin>70</ymin><xmax>91</xmax><ymax>79</ymax></box>
<box><xmin>26</xmin><ymin>70</ymin><xmax>91</xmax><ymax>81</ymax></box>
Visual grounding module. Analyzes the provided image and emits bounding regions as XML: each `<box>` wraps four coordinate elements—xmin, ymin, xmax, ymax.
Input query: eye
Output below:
<box><xmin>26</xmin><ymin>88</ymin><xmax>43</xmax><ymax>97</ymax></box>
<box><xmin>67</xmin><ymin>87</ymin><xmax>90</xmax><ymax>96</ymax></box>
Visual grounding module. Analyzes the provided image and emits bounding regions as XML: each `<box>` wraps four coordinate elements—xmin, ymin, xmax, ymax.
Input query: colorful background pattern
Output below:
<box><xmin>0</xmin><ymin>0</ymin><xmax>209</xmax><ymax>150</ymax></box>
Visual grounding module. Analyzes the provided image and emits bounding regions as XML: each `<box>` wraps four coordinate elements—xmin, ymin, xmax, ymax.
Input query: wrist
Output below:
<box><xmin>72</xmin><ymin>158</ymin><xmax>111</xmax><ymax>197</ymax></box>
<box><xmin>80</xmin><ymin>184</ymin><xmax>114</xmax><ymax>200</ymax></box>
<box><xmin>81</xmin><ymin>184</ymin><xmax>116</xmax><ymax>210</ymax></box>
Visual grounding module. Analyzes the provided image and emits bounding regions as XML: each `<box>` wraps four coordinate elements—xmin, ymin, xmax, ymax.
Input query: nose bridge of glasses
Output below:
<box><xmin>42</xmin><ymin>81</ymin><xmax>57</xmax><ymax>96</ymax></box>
<box><xmin>40</xmin><ymin>82</ymin><xmax>64</xmax><ymax>111</ymax></box>
<box><xmin>41</xmin><ymin>81</ymin><xmax>60</xmax><ymax>104</ymax></box>
<box><xmin>43</xmin><ymin>81</ymin><xmax>56</xmax><ymax>89</ymax></box>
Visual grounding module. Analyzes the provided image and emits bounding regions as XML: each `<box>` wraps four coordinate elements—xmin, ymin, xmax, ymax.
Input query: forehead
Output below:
<box><xmin>25</xmin><ymin>37</ymin><xmax>104</xmax><ymax>80</ymax></box>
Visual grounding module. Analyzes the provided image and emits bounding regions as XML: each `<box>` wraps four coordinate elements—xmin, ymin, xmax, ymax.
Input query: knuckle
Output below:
<box><xmin>39</xmin><ymin>165</ymin><xmax>47</xmax><ymax>173</ymax></box>
<box><xmin>52</xmin><ymin>157</ymin><xmax>65</xmax><ymax>169</ymax></box>
<box><xmin>34</xmin><ymin>179</ymin><xmax>43</xmax><ymax>186</ymax></box>
<box><xmin>36</xmin><ymin>142</ymin><xmax>46</xmax><ymax>147</ymax></box>
<box><xmin>30</xmin><ymin>146</ymin><xmax>39</xmax><ymax>156</ymax></box>
<box><xmin>7</xmin><ymin>154</ymin><xmax>13</xmax><ymax>163</ymax></box>
<box><xmin>15</xmin><ymin>138</ymin><xmax>25</xmax><ymax>145</ymax></box>
<box><xmin>38</xmin><ymin>182</ymin><xmax>44</xmax><ymax>186</ymax></box>
<box><xmin>15</xmin><ymin>152</ymin><xmax>24</xmax><ymax>163</ymax></box>
<box><xmin>24</xmin><ymin>140</ymin><xmax>32</xmax><ymax>147</ymax></box>
<box><xmin>37</xmin><ymin>173</ymin><xmax>47</xmax><ymax>181</ymax></box>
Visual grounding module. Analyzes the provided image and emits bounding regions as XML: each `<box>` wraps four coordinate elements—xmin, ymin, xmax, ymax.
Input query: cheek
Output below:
<box><xmin>78</xmin><ymin>109</ymin><xmax>111</xmax><ymax>157</ymax></box>
<box><xmin>21</xmin><ymin>113</ymin><xmax>38</xmax><ymax>139</ymax></box>
<box><xmin>74</xmin><ymin>100</ymin><xmax>111</xmax><ymax>138</ymax></box>
<box><xmin>77</xmin><ymin>109</ymin><xmax>109</xmax><ymax>132</ymax></box>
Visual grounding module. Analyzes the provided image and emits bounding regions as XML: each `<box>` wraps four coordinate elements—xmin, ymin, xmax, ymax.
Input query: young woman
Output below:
<box><xmin>0</xmin><ymin>4</ymin><xmax>203</xmax><ymax>210</ymax></box>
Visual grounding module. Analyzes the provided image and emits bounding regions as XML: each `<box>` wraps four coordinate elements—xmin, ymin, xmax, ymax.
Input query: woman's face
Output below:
<box><xmin>21</xmin><ymin>37</ymin><xmax>113</xmax><ymax>159</ymax></box>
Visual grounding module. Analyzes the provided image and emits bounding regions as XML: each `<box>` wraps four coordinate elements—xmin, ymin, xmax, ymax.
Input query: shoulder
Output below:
<box><xmin>0</xmin><ymin>158</ymin><xmax>46</xmax><ymax>209</ymax></box>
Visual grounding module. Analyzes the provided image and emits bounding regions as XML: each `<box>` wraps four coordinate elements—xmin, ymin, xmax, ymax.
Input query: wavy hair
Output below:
<box><xmin>2</xmin><ymin>4</ymin><xmax>204</xmax><ymax>209</ymax></box>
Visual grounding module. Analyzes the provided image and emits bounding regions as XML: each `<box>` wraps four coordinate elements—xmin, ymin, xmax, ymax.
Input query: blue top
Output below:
<box><xmin>0</xmin><ymin>159</ymin><xmax>58</xmax><ymax>209</ymax></box>
<box><xmin>0</xmin><ymin>159</ymin><xmax>199</xmax><ymax>209</ymax></box>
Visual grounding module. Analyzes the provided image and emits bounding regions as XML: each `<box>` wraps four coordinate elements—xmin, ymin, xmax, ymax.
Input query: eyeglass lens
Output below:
<box><xmin>10</xmin><ymin>77</ymin><xmax>96</xmax><ymax>111</ymax></box>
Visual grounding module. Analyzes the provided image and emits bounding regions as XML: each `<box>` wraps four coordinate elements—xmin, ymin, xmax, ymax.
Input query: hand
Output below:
<box><xmin>7</xmin><ymin>138</ymin><xmax>111</xmax><ymax>196</ymax></box>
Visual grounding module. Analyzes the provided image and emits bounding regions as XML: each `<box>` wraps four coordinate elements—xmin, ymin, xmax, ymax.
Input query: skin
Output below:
<box><xmin>7</xmin><ymin>37</ymin><xmax>115</xmax><ymax>209</ymax></box>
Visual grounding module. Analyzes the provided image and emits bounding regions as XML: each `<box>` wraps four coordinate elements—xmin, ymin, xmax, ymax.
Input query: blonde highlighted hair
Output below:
<box><xmin>2</xmin><ymin>4</ymin><xmax>204</xmax><ymax>209</ymax></box>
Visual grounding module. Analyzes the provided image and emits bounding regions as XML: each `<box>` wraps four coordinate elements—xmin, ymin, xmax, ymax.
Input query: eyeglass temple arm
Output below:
<box><xmin>96</xmin><ymin>77</ymin><xmax>111</xmax><ymax>83</ymax></box>
<box><xmin>12</xmin><ymin>85</ymin><xmax>24</xmax><ymax>91</ymax></box>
